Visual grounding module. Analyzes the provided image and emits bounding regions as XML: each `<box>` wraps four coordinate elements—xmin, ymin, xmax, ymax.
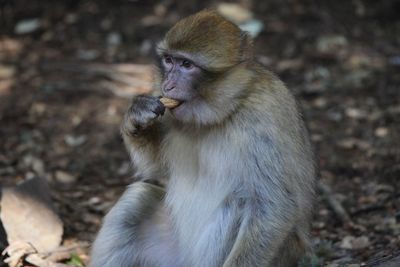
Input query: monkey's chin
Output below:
<box><xmin>170</xmin><ymin>102</ymin><xmax>188</xmax><ymax>119</ymax></box>
<box><xmin>170</xmin><ymin>101</ymin><xmax>201</xmax><ymax>124</ymax></box>
<box><xmin>169</xmin><ymin>98</ymin><xmax>213</xmax><ymax>124</ymax></box>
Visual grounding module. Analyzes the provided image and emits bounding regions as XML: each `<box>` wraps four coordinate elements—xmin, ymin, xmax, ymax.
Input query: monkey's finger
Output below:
<box><xmin>154</xmin><ymin>99</ymin><xmax>166</xmax><ymax>116</ymax></box>
<box><xmin>159</xmin><ymin>97</ymin><xmax>180</xmax><ymax>109</ymax></box>
<box><xmin>133</xmin><ymin>95</ymin><xmax>165</xmax><ymax>116</ymax></box>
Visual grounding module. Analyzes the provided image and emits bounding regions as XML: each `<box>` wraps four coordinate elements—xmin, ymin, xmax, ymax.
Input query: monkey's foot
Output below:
<box><xmin>2</xmin><ymin>240</ymin><xmax>38</xmax><ymax>267</ymax></box>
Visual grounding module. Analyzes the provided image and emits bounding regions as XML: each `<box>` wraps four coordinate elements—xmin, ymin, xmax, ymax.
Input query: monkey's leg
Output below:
<box><xmin>91</xmin><ymin>182</ymin><xmax>165</xmax><ymax>267</ymax></box>
<box><xmin>222</xmin><ymin>196</ymin><xmax>299</xmax><ymax>267</ymax></box>
<box><xmin>271</xmin><ymin>230</ymin><xmax>309</xmax><ymax>267</ymax></box>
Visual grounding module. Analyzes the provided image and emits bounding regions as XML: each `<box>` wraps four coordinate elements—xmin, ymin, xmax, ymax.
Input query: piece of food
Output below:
<box><xmin>159</xmin><ymin>97</ymin><xmax>180</xmax><ymax>108</ymax></box>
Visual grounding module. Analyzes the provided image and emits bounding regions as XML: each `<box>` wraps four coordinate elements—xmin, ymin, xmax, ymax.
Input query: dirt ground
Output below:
<box><xmin>0</xmin><ymin>0</ymin><xmax>399</xmax><ymax>266</ymax></box>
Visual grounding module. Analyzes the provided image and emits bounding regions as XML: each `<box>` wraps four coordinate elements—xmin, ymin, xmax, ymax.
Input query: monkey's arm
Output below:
<box><xmin>122</xmin><ymin>122</ymin><xmax>165</xmax><ymax>179</ymax></box>
<box><xmin>120</xmin><ymin>95</ymin><xmax>166</xmax><ymax>180</ymax></box>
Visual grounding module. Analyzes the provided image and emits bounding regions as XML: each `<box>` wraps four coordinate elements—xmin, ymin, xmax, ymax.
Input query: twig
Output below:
<box><xmin>351</xmin><ymin>204</ymin><xmax>386</xmax><ymax>216</ymax></box>
<box><xmin>25</xmin><ymin>254</ymin><xmax>70</xmax><ymax>267</ymax></box>
<box><xmin>44</xmin><ymin>243</ymin><xmax>89</xmax><ymax>262</ymax></box>
<box><xmin>317</xmin><ymin>181</ymin><xmax>352</xmax><ymax>224</ymax></box>
<box><xmin>365</xmin><ymin>254</ymin><xmax>400</xmax><ymax>267</ymax></box>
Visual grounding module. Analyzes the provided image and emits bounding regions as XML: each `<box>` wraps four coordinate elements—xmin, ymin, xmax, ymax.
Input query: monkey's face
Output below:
<box><xmin>156</xmin><ymin>10</ymin><xmax>253</xmax><ymax>125</ymax></box>
<box><xmin>159</xmin><ymin>53</ymin><xmax>206</xmax><ymax>122</ymax></box>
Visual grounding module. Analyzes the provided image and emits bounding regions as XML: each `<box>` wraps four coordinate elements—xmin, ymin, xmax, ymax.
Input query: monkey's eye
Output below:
<box><xmin>163</xmin><ymin>55</ymin><xmax>173</xmax><ymax>65</ymax></box>
<box><xmin>181</xmin><ymin>60</ymin><xmax>193</xmax><ymax>69</ymax></box>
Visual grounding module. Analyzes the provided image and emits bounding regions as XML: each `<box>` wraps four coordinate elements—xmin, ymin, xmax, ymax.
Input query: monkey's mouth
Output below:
<box><xmin>159</xmin><ymin>97</ymin><xmax>182</xmax><ymax>109</ymax></box>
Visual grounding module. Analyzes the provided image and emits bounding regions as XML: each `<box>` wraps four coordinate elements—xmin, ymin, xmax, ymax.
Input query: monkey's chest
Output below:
<box><xmin>164</xmin><ymin>131</ymin><xmax>243</xmax><ymax>257</ymax></box>
<box><xmin>166</xmin><ymin>178</ymin><xmax>237</xmax><ymax>265</ymax></box>
<box><xmin>166</xmin><ymin>163</ymin><xmax>240</xmax><ymax>264</ymax></box>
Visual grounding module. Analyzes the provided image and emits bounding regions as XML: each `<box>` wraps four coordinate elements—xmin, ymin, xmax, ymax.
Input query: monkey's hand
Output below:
<box><xmin>121</xmin><ymin>95</ymin><xmax>165</xmax><ymax>137</ymax></box>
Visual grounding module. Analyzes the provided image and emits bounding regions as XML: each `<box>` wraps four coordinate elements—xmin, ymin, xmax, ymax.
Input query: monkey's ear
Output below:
<box><xmin>240</xmin><ymin>32</ymin><xmax>254</xmax><ymax>62</ymax></box>
<box><xmin>156</xmin><ymin>41</ymin><xmax>167</xmax><ymax>56</ymax></box>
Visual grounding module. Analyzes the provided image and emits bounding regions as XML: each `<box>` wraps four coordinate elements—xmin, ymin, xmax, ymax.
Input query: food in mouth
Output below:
<box><xmin>159</xmin><ymin>97</ymin><xmax>181</xmax><ymax>109</ymax></box>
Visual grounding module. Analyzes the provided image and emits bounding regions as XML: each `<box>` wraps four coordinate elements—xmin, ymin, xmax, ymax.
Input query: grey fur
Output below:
<box><xmin>91</xmin><ymin>13</ymin><xmax>315</xmax><ymax>267</ymax></box>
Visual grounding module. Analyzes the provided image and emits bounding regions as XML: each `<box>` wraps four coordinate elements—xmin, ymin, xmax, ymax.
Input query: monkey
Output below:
<box><xmin>91</xmin><ymin>10</ymin><xmax>315</xmax><ymax>267</ymax></box>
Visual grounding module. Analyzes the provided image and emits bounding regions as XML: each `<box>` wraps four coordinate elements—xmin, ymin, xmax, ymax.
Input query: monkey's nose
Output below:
<box><xmin>165</xmin><ymin>85</ymin><xmax>175</xmax><ymax>92</ymax></box>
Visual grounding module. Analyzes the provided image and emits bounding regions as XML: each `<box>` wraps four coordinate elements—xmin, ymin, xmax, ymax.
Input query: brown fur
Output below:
<box><xmin>158</xmin><ymin>10</ymin><xmax>252</xmax><ymax>71</ymax></box>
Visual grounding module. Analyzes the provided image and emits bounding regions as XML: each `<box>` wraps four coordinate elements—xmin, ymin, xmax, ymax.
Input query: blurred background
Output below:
<box><xmin>0</xmin><ymin>0</ymin><xmax>399</xmax><ymax>266</ymax></box>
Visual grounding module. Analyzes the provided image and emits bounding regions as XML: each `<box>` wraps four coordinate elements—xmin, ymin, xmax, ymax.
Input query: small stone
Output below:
<box><xmin>239</xmin><ymin>19</ymin><xmax>264</xmax><ymax>38</ymax></box>
<box><xmin>100</xmin><ymin>18</ymin><xmax>112</xmax><ymax>30</ymax></box>
<box><xmin>31</xmin><ymin>158</ymin><xmax>45</xmax><ymax>176</ymax></box>
<box><xmin>389</xmin><ymin>56</ymin><xmax>400</xmax><ymax>66</ymax></box>
<box><xmin>311</xmin><ymin>134</ymin><xmax>323</xmax><ymax>142</ymax></box>
<box><xmin>276</xmin><ymin>59</ymin><xmax>303</xmax><ymax>72</ymax></box>
<box><xmin>0</xmin><ymin>64</ymin><xmax>16</xmax><ymax>79</ymax></box>
<box><xmin>140</xmin><ymin>40</ymin><xmax>153</xmax><ymax>56</ymax></box>
<box><xmin>0</xmin><ymin>79</ymin><xmax>14</xmax><ymax>95</ymax></box>
<box><xmin>107</xmin><ymin>32</ymin><xmax>121</xmax><ymax>47</ymax></box>
<box><xmin>319</xmin><ymin>209</ymin><xmax>329</xmax><ymax>216</ymax></box>
<box><xmin>337</xmin><ymin>138</ymin><xmax>370</xmax><ymax>150</ymax></box>
<box><xmin>88</xmin><ymin>197</ymin><xmax>101</xmax><ymax>205</ymax></box>
<box><xmin>64</xmin><ymin>135</ymin><xmax>86</xmax><ymax>147</ymax></box>
<box><xmin>107</xmin><ymin>105</ymin><xmax>117</xmax><ymax>116</ymax></box>
<box><xmin>65</xmin><ymin>13</ymin><xmax>77</xmax><ymax>24</ymax></box>
<box><xmin>313</xmin><ymin>97</ymin><xmax>327</xmax><ymax>108</ymax></box>
<box><xmin>326</xmin><ymin>110</ymin><xmax>343</xmax><ymax>122</ymax></box>
<box><xmin>374</xmin><ymin>127</ymin><xmax>388</xmax><ymax>138</ymax></box>
<box><xmin>154</xmin><ymin>4</ymin><xmax>167</xmax><ymax>17</ymax></box>
<box><xmin>257</xmin><ymin>56</ymin><xmax>273</xmax><ymax>66</ymax></box>
<box><xmin>305</xmin><ymin>67</ymin><xmax>330</xmax><ymax>83</ymax></box>
<box><xmin>339</xmin><ymin>236</ymin><xmax>369</xmax><ymax>250</ymax></box>
<box><xmin>41</xmin><ymin>30</ymin><xmax>54</xmax><ymax>41</ymax></box>
<box><xmin>55</xmin><ymin>171</ymin><xmax>77</xmax><ymax>184</ymax></box>
<box><xmin>312</xmin><ymin>221</ymin><xmax>325</xmax><ymax>229</ymax></box>
<box><xmin>346</xmin><ymin>52</ymin><xmax>372</xmax><ymax>69</ymax></box>
<box><xmin>30</xmin><ymin>102</ymin><xmax>46</xmax><ymax>116</ymax></box>
<box><xmin>316</xmin><ymin>35</ymin><xmax>348</xmax><ymax>55</ymax></box>
<box><xmin>341</xmin><ymin>69</ymin><xmax>371</xmax><ymax>89</ymax></box>
<box><xmin>117</xmin><ymin>161</ymin><xmax>130</xmax><ymax>176</ymax></box>
<box><xmin>15</xmin><ymin>19</ymin><xmax>41</xmax><ymax>34</ymax></box>
<box><xmin>345</xmin><ymin>107</ymin><xmax>367</xmax><ymax>119</ymax></box>
<box><xmin>22</xmin><ymin>154</ymin><xmax>34</xmax><ymax>168</ymax></box>
<box><xmin>217</xmin><ymin>3</ymin><xmax>253</xmax><ymax>24</ymax></box>
<box><xmin>82</xmin><ymin>213</ymin><xmax>101</xmax><ymax>225</ymax></box>
<box><xmin>76</xmin><ymin>49</ymin><xmax>99</xmax><ymax>61</ymax></box>
<box><xmin>72</xmin><ymin>116</ymin><xmax>82</xmax><ymax>126</ymax></box>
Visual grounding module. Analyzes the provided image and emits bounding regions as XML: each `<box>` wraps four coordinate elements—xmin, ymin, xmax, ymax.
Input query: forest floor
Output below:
<box><xmin>0</xmin><ymin>1</ymin><xmax>399</xmax><ymax>266</ymax></box>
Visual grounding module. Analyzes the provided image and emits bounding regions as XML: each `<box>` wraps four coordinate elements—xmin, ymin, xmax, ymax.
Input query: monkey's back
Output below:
<box><xmin>242</xmin><ymin>65</ymin><xmax>316</xmax><ymax>250</ymax></box>
<box><xmin>243</xmin><ymin>64</ymin><xmax>316</xmax><ymax>213</ymax></box>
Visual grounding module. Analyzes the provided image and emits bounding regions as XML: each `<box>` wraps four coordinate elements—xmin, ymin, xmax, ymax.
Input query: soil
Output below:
<box><xmin>0</xmin><ymin>0</ymin><xmax>399</xmax><ymax>266</ymax></box>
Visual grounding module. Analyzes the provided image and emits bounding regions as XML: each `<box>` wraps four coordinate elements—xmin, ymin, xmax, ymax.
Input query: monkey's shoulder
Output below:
<box><xmin>250</xmin><ymin>66</ymin><xmax>291</xmax><ymax>95</ymax></box>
